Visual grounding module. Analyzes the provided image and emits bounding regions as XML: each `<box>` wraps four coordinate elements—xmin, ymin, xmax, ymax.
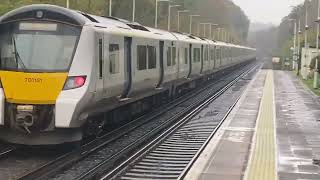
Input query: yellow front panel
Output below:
<box><xmin>0</xmin><ymin>71</ymin><xmax>68</xmax><ymax>104</ymax></box>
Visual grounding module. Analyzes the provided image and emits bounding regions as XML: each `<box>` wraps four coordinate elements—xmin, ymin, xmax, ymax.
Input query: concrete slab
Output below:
<box><xmin>274</xmin><ymin>71</ymin><xmax>320</xmax><ymax>180</ymax></box>
<box><xmin>184</xmin><ymin>70</ymin><xmax>267</xmax><ymax>180</ymax></box>
<box><xmin>185</xmin><ymin>70</ymin><xmax>320</xmax><ymax>180</ymax></box>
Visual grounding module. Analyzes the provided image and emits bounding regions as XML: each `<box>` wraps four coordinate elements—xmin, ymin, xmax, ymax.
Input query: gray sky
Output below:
<box><xmin>232</xmin><ymin>0</ymin><xmax>305</xmax><ymax>25</ymax></box>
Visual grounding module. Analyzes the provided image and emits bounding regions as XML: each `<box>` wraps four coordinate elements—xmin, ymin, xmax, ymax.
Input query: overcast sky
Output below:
<box><xmin>232</xmin><ymin>0</ymin><xmax>305</xmax><ymax>25</ymax></box>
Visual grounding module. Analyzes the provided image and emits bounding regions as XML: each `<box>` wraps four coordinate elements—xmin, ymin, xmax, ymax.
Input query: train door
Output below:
<box><xmin>220</xmin><ymin>47</ymin><xmax>223</xmax><ymax>67</ymax></box>
<box><xmin>213</xmin><ymin>46</ymin><xmax>216</xmax><ymax>69</ymax></box>
<box><xmin>101</xmin><ymin>35</ymin><xmax>126</xmax><ymax>99</ymax></box>
<box><xmin>157</xmin><ymin>41</ymin><xmax>164</xmax><ymax>88</ymax></box>
<box><xmin>200</xmin><ymin>45</ymin><xmax>204</xmax><ymax>74</ymax></box>
<box><xmin>176</xmin><ymin>43</ymin><xmax>180</xmax><ymax>80</ymax></box>
<box><xmin>95</xmin><ymin>32</ymin><xmax>105</xmax><ymax>100</ymax></box>
<box><xmin>230</xmin><ymin>48</ymin><xmax>233</xmax><ymax>64</ymax></box>
<box><xmin>187</xmin><ymin>43</ymin><xmax>192</xmax><ymax>78</ymax></box>
<box><xmin>121</xmin><ymin>37</ymin><xmax>133</xmax><ymax>98</ymax></box>
<box><xmin>216</xmin><ymin>46</ymin><xmax>220</xmax><ymax>69</ymax></box>
<box><xmin>165</xmin><ymin>41</ymin><xmax>177</xmax><ymax>82</ymax></box>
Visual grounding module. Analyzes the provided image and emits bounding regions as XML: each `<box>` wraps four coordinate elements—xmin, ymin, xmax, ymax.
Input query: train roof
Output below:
<box><xmin>0</xmin><ymin>4</ymin><xmax>256</xmax><ymax>51</ymax></box>
<box><xmin>0</xmin><ymin>4</ymin><xmax>88</xmax><ymax>26</ymax></box>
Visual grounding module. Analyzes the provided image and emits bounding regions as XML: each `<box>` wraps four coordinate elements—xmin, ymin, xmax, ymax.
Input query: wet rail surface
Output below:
<box><xmin>58</xmin><ymin>63</ymin><xmax>259</xmax><ymax>180</ymax></box>
<box><xmin>49</xmin><ymin>63</ymin><xmax>257</xmax><ymax>180</ymax></box>
<box><xmin>0</xmin><ymin>61</ymin><xmax>257</xmax><ymax>180</ymax></box>
<box><xmin>102</xmin><ymin>63</ymin><xmax>259</xmax><ymax>180</ymax></box>
<box><xmin>0</xmin><ymin>143</ymin><xmax>16</xmax><ymax>158</ymax></box>
<box><xmin>42</xmin><ymin>63</ymin><xmax>255</xmax><ymax>180</ymax></box>
<box><xmin>0</xmin><ymin>146</ymin><xmax>68</xmax><ymax>180</ymax></box>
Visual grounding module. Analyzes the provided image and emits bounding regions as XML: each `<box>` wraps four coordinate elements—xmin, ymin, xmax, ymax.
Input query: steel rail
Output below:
<box><xmin>18</xmin><ymin>62</ymin><xmax>255</xmax><ymax>180</ymax></box>
<box><xmin>90</xmin><ymin>63</ymin><xmax>259</xmax><ymax>180</ymax></box>
<box><xmin>0</xmin><ymin>145</ymin><xmax>16</xmax><ymax>159</ymax></box>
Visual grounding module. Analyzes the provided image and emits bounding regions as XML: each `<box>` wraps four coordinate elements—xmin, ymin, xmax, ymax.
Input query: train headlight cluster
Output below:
<box><xmin>16</xmin><ymin>105</ymin><xmax>35</xmax><ymax>134</ymax></box>
<box><xmin>36</xmin><ymin>11</ymin><xmax>44</xmax><ymax>19</ymax></box>
<box><xmin>63</xmin><ymin>76</ymin><xmax>87</xmax><ymax>90</ymax></box>
<box><xmin>17</xmin><ymin>105</ymin><xmax>34</xmax><ymax>112</ymax></box>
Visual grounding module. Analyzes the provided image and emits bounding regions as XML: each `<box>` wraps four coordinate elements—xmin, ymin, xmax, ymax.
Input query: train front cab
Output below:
<box><xmin>0</xmin><ymin>5</ymin><xmax>94</xmax><ymax>145</ymax></box>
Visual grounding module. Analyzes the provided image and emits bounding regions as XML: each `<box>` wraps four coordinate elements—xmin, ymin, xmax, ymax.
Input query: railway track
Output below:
<box><xmin>8</xmin><ymin>62</ymin><xmax>257</xmax><ymax>180</ymax></box>
<box><xmin>99</xmin><ymin>62</ymin><xmax>258</xmax><ymax>180</ymax></box>
<box><xmin>0</xmin><ymin>144</ymin><xmax>16</xmax><ymax>158</ymax></box>
<box><xmin>0</xmin><ymin>146</ymin><xmax>67</xmax><ymax>180</ymax></box>
<box><xmin>68</xmin><ymin>62</ymin><xmax>259</xmax><ymax>180</ymax></box>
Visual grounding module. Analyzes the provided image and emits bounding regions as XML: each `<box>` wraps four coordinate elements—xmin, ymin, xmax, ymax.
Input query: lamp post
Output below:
<box><xmin>298</xmin><ymin>19</ymin><xmax>302</xmax><ymax>76</ymax></box>
<box><xmin>199</xmin><ymin>23</ymin><xmax>218</xmax><ymax>39</ymax></box>
<box><xmin>189</xmin><ymin>15</ymin><xmax>200</xmax><ymax>34</ymax></box>
<box><xmin>219</xmin><ymin>28</ymin><xmax>225</xmax><ymax>41</ymax></box>
<box><xmin>109</xmin><ymin>0</ymin><xmax>112</xmax><ymax>16</ymax></box>
<box><xmin>177</xmin><ymin>10</ymin><xmax>189</xmax><ymax>32</ymax></box>
<box><xmin>222</xmin><ymin>29</ymin><xmax>226</xmax><ymax>42</ymax></box>
<box><xmin>199</xmin><ymin>23</ymin><xmax>208</xmax><ymax>37</ymax></box>
<box><xmin>168</xmin><ymin>5</ymin><xmax>180</xmax><ymax>31</ymax></box>
<box><xmin>305</xmin><ymin>0</ymin><xmax>310</xmax><ymax>49</ymax></box>
<box><xmin>210</xmin><ymin>24</ymin><xmax>219</xmax><ymax>39</ymax></box>
<box><xmin>314</xmin><ymin>0</ymin><xmax>320</xmax><ymax>88</ymax></box>
<box><xmin>155</xmin><ymin>0</ymin><xmax>170</xmax><ymax>28</ymax></box>
<box><xmin>216</xmin><ymin>28</ymin><xmax>222</xmax><ymax>41</ymax></box>
<box><xmin>132</xmin><ymin>0</ymin><xmax>136</xmax><ymax>22</ymax></box>
<box><xmin>288</xmin><ymin>19</ymin><xmax>297</xmax><ymax>70</ymax></box>
<box><xmin>66</xmin><ymin>0</ymin><xmax>69</xmax><ymax>8</ymax></box>
<box><xmin>304</xmin><ymin>0</ymin><xmax>312</xmax><ymax>79</ymax></box>
<box><xmin>226</xmin><ymin>31</ymin><xmax>229</xmax><ymax>43</ymax></box>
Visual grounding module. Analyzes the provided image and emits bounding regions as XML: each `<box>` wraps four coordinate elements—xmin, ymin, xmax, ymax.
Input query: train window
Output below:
<box><xmin>226</xmin><ymin>48</ymin><xmax>229</xmax><ymax>59</ymax></box>
<box><xmin>98</xmin><ymin>39</ymin><xmax>103</xmax><ymax>79</ymax></box>
<box><xmin>221</xmin><ymin>48</ymin><xmax>224</xmax><ymax>60</ymax></box>
<box><xmin>193</xmin><ymin>48</ymin><xmax>200</xmax><ymax>63</ymax></box>
<box><xmin>205</xmin><ymin>46</ymin><xmax>210</xmax><ymax>61</ymax></box>
<box><xmin>180</xmin><ymin>48</ymin><xmax>185</xmax><ymax>65</ymax></box>
<box><xmin>207</xmin><ymin>47</ymin><xmax>210</xmax><ymax>61</ymax></box>
<box><xmin>193</xmin><ymin>49</ymin><xmax>196</xmax><ymax>62</ymax></box>
<box><xmin>211</xmin><ymin>49</ymin><xmax>214</xmax><ymax>61</ymax></box>
<box><xmin>220</xmin><ymin>48</ymin><xmax>223</xmax><ymax>65</ymax></box>
<box><xmin>184</xmin><ymin>48</ymin><xmax>188</xmax><ymax>64</ymax></box>
<box><xmin>137</xmin><ymin>45</ymin><xmax>147</xmax><ymax>70</ymax></box>
<box><xmin>172</xmin><ymin>47</ymin><xmax>176</xmax><ymax>66</ymax></box>
<box><xmin>109</xmin><ymin>44</ymin><xmax>120</xmax><ymax>74</ymax></box>
<box><xmin>167</xmin><ymin>47</ymin><xmax>172</xmax><ymax>66</ymax></box>
<box><xmin>215</xmin><ymin>48</ymin><xmax>219</xmax><ymax>60</ymax></box>
<box><xmin>148</xmin><ymin>46</ymin><xmax>156</xmax><ymax>69</ymax></box>
<box><xmin>225</xmin><ymin>48</ymin><xmax>227</xmax><ymax>59</ymax></box>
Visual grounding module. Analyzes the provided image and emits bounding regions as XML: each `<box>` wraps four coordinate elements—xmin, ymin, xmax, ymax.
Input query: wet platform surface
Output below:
<box><xmin>275</xmin><ymin>71</ymin><xmax>320</xmax><ymax>180</ymax></box>
<box><xmin>185</xmin><ymin>70</ymin><xmax>320</xmax><ymax>180</ymax></box>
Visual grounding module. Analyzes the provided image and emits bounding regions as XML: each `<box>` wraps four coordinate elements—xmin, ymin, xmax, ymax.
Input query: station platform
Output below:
<box><xmin>185</xmin><ymin>70</ymin><xmax>320</xmax><ymax>180</ymax></box>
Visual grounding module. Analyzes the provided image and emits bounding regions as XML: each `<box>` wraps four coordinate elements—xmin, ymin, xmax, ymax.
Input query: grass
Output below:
<box><xmin>300</xmin><ymin>76</ymin><xmax>320</xmax><ymax>96</ymax></box>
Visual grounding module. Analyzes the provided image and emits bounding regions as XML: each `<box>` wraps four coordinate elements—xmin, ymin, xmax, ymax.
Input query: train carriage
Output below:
<box><xmin>0</xmin><ymin>4</ymin><xmax>256</xmax><ymax>145</ymax></box>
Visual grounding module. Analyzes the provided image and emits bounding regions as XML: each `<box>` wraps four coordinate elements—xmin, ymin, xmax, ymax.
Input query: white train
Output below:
<box><xmin>0</xmin><ymin>4</ymin><xmax>256</xmax><ymax>145</ymax></box>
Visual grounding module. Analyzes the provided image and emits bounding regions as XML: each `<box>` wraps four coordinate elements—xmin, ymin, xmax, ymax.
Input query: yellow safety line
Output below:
<box><xmin>245</xmin><ymin>70</ymin><xmax>277</xmax><ymax>180</ymax></box>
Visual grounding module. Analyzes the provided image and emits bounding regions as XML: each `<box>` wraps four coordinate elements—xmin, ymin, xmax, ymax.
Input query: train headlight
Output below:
<box><xmin>17</xmin><ymin>105</ymin><xmax>34</xmax><ymax>112</ymax></box>
<box><xmin>63</xmin><ymin>76</ymin><xmax>87</xmax><ymax>90</ymax></box>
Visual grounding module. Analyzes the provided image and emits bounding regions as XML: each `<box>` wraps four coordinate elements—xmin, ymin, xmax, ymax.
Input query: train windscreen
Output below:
<box><xmin>0</xmin><ymin>21</ymin><xmax>81</xmax><ymax>72</ymax></box>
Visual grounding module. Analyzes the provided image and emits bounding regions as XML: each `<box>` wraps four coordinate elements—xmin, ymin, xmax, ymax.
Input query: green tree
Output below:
<box><xmin>0</xmin><ymin>0</ymin><xmax>250</xmax><ymax>42</ymax></box>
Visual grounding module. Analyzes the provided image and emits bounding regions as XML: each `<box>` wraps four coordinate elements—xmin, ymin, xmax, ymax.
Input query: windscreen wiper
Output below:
<box><xmin>12</xmin><ymin>36</ymin><xmax>27</xmax><ymax>71</ymax></box>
